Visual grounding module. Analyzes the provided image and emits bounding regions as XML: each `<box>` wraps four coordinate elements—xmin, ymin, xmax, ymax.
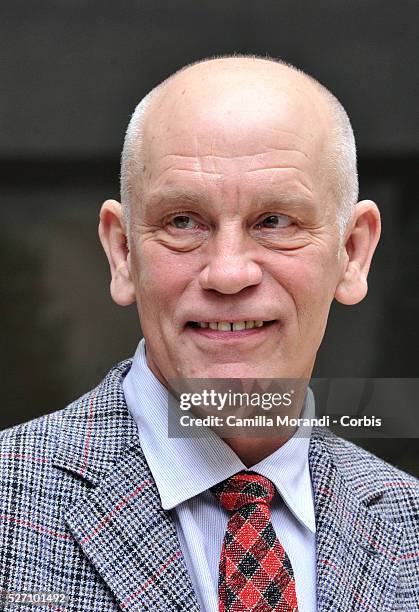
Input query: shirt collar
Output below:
<box><xmin>123</xmin><ymin>338</ymin><xmax>316</xmax><ymax>533</ymax></box>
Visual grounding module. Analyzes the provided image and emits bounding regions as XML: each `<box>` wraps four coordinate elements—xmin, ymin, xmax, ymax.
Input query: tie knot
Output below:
<box><xmin>210</xmin><ymin>470</ymin><xmax>275</xmax><ymax>512</ymax></box>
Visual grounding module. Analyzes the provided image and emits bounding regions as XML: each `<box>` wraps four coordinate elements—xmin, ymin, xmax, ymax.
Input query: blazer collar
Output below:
<box><xmin>52</xmin><ymin>361</ymin><xmax>405</xmax><ymax>612</ymax></box>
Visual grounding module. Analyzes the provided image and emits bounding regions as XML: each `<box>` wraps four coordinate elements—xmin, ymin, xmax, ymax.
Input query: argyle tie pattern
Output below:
<box><xmin>210</xmin><ymin>470</ymin><xmax>298</xmax><ymax>612</ymax></box>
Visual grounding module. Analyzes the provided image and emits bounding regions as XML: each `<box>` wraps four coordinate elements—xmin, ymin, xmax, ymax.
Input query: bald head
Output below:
<box><xmin>120</xmin><ymin>56</ymin><xmax>358</xmax><ymax>240</ymax></box>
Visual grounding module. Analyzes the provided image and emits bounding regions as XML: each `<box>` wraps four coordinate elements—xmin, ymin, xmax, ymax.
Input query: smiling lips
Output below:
<box><xmin>187</xmin><ymin>320</ymin><xmax>276</xmax><ymax>331</ymax></box>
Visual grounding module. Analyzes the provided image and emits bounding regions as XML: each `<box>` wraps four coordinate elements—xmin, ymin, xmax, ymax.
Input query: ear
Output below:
<box><xmin>98</xmin><ymin>199</ymin><xmax>136</xmax><ymax>306</ymax></box>
<box><xmin>335</xmin><ymin>200</ymin><xmax>381</xmax><ymax>305</ymax></box>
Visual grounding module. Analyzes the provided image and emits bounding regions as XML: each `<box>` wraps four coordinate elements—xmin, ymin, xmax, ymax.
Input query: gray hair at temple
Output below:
<box><xmin>120</xmin><ymin>55</ymin><xmax>359</xmax><ymax>246</ymax></box>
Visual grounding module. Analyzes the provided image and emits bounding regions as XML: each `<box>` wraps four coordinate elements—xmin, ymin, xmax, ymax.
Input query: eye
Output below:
<box><xmin>170</xmin><ymin>215</ymin><xmax>199</xmax><ymax>229</ymax></box>
<box><xmin>254</xmin><ymin>214</ymin><xmax>292</xmax><ymax>229</ymax></box>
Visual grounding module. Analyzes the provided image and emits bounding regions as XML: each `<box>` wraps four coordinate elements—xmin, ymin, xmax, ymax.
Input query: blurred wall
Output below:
<box><xmin>1</xmin><ymin>1</ymin><xmax>418</xmax><ymax>474</ymax></box>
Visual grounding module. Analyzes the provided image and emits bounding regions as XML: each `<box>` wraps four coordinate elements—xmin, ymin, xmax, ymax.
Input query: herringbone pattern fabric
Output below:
<box><xmin>211</xmin><ymin>471</ymin><xmax>298</xmax><ymax>612</ymax></box>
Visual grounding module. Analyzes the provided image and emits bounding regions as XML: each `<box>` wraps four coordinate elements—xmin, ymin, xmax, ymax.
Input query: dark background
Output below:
<box><xmin>1</xmin><ymin>1</ymin><xmax>418</xmax><ymax>474</ymax></box>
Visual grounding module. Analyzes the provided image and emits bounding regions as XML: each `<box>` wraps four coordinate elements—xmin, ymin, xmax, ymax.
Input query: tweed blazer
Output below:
<box><xmin>0</xmin><ymin>359</ymin><xmax>418</xmax><ymax>612</ymax></box>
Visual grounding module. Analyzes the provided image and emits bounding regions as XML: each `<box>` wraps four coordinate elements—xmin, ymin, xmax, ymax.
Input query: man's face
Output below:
<box><xmin>127</xmin><ymin>68</ymin><xmax>345</xmax><ymax>383</ymax></box>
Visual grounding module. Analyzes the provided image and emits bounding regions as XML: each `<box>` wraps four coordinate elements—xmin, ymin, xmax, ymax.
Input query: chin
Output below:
<box><xmin>187</xmin><ymin>363</ymin><xmax>270</xmax><ymax>379</ymax></box>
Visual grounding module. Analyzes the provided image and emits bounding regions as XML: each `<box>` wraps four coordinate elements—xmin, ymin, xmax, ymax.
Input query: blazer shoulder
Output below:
<box><xmin>0</xmin><ymin>406</ymin><xmax>62</xmax><ymax>460</ymax></box>
<box><xmin>318</xmin><ymin>430</ymin><xmax>419</xmax><ymax>522</ymax></box>
<box><xmin>0</xmin><ymin>358</ymin><xmax>133</xmax><ymax>484</ymax></box>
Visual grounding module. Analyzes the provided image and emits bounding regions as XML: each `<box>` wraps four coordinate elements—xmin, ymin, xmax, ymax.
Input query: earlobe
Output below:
<box><xmin>335</xmin><ymin>261</ymin><xmax>368</xmax><ymax>305</ymax></box>
<box><xmin>335</xmin><ymin>200</ymin><xmax>381</xmax><ymax>306</ymax></box>
<box><xmin>110</xmin><ymin>258</ymin><xmax>136</xmax><ymax>307</ymax></box>
<box><xmin>98</xmin><ymin>199</ymin><xmax>136</xmax><ymax>307</ymax></box>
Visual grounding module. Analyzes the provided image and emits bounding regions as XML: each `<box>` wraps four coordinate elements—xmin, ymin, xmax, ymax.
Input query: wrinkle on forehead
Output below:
<box><xmin>149</xmin><ymin>155</ymin><xmax>315</xmax><ymax>195</ymax></box>
<box><xmin>159</xmin><ymin>147</ymin><xmax>310</xmax><ymax>162</ymax></box>
<box><xmin>144</xmin><ymin>105</ymin><xmax>328</xmax><ymax>179</ymax></box>
<box><xmin>144</xmin><ymin>142</ymin><xmax>318</xmax><ymax>196</ymax></box>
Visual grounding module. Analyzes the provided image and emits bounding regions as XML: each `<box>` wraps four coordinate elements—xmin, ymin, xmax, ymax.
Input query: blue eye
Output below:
<box><xmin>171</xmin><ymin>215</ymin><xmax>198</xmax><ymax>229</ymax></box>
<box><xmin>256</xmin><ymin>214</ymin><xmax>292</xmax><ymax>229</ymax></box>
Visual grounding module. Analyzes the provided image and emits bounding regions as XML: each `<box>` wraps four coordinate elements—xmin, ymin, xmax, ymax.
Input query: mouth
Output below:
<box><xmin>183</xmin><ymin>319</ymin><xmax>280</xmax><ymax>350</ymax></box>
<box><xmin>186</xmin><ymin>319</ymin><xmax>277</xmax><ymax>331</ymax></box>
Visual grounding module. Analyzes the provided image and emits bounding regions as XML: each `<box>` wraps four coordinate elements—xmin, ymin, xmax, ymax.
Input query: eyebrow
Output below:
<box><xmin>144</xmin><ymin>188</ymin><xmax>208</xmax><ymax>209</ymax></box>
<box><xmin>249</xmin><ymin>191</ymin><xmax>316</xmax><ymax>213</ymax></box>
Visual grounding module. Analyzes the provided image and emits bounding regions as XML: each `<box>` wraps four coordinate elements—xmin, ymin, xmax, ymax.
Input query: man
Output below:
<box><xmin>0</xmin><ymin>56</ymin><xmax>418</xmax><ymax>611</ymax></box>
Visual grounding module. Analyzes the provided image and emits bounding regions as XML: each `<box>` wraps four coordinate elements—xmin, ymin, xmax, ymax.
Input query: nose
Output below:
<box><xmin>199</xmin><ymin>226</ymin><xmax>263</xmax><ymax>294</ymax></box>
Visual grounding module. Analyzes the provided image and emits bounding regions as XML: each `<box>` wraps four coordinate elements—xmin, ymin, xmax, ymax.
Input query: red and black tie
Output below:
<box><xmin>210</xmin><ymin>470</ymin><xmax>298</xmax><ymax>612</ymax></box>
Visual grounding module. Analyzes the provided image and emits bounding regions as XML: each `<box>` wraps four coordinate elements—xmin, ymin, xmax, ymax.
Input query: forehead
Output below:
<box><xmin>147</xmin><ymin>67</ymin><xmax>328</xmax><ymax>149</ymax></box>
<box><xmin>138</xmin><ymin>65</ymin><xmax>332</xmax><ymax>208</ymax></box>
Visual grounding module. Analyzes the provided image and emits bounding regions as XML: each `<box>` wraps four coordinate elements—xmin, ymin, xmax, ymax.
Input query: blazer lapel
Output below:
<box><xmin>309</xmin><ymin>429</ymin><xmax>404</xmax><ymax>612</ymax></box>
<box><xmin>64</xmin><ymin>441</ymin><xmax>200</xmax><ymax>611</ymax></box>
<box><xmin>52</xmin><ymin>359</ymin><xmax>200</xmax><ymax>611</ymax></box>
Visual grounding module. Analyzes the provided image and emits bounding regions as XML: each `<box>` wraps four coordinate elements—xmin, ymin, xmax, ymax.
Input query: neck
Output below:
<box><xmin>222</xmin><ymin>433</ymin><xmax>295</xmax><ymax>467</ymax></box>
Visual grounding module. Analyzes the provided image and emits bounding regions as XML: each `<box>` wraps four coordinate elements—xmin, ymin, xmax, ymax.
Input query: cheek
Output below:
<box><xmin>135</xmin><ymin>244</ymin><xmax>198</xmax><ymax>314</ymax></box>
<box><xmin>269</xmin><ymin>249</ymin><xmax>339</xmax><ymax>312</ymax></box>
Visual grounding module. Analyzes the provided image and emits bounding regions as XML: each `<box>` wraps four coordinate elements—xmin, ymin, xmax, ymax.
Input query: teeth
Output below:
<box><xmin>232</xmin><ymin>322</ymin><xmax>246</xmax><ymax>331</ymax></box>
<box><xmin>218</xmin><ymin>322</ymin><xmax>231</xmax><ymax>331</ymax></box>
<box><xmin>196</xmin><ymin>320</ymin><xmax>268</xmax><ymax>331</ymax></box>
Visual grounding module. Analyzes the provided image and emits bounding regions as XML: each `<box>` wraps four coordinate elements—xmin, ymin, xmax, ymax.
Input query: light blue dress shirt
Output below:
<box><xmin>123</xmin><ymin>339</ymin><xmax>317</xmax><ymax>612</ymax></box>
